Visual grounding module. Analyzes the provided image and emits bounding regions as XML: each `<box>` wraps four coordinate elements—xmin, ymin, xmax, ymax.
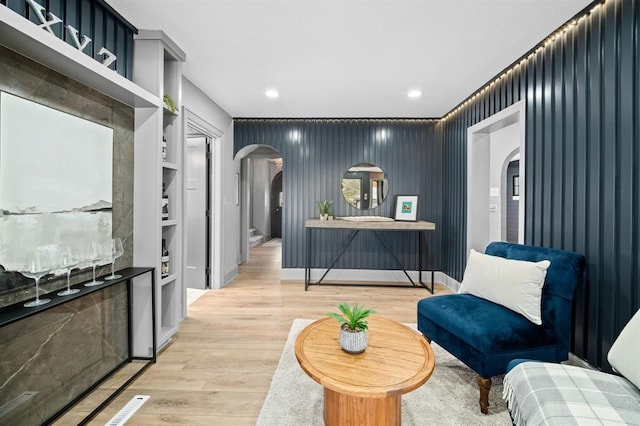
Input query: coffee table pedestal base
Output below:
<box><xmin>324</xmin><ymin>388</ymin><xmax>400</xmax><ymax>426</ymax></box>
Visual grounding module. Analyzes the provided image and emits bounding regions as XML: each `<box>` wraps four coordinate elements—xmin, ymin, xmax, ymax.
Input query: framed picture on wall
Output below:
<box><xmin>393</xmin><ymin>195</ymin><xmax>419</xmax><ymax>221</ymax></box>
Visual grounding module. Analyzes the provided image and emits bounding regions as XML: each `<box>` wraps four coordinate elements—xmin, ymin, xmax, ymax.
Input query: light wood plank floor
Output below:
<box><xmin>56</xmin><ymin>241</ymin><xmax>449</xmax><ymax>425</ymax></box>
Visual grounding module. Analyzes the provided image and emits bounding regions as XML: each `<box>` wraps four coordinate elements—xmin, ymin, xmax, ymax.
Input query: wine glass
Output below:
<box><xmin>104</xmin><ymin>238</ymin><xmax>124</xmax><ymax>280</ymax></box>
<box><xmin>83</xmin><ymin>241</ymin><xmax>105</xmax><ymax>287</ymax></box>
<box><xmin>20</xmin><ymin>246</ymin><xmax>55</xmax><ymax>307</ymax></box>
<box><xmin>55</xmin><ymin>245</ymin><xmax>80</xmax><ymax>296</ymax></box>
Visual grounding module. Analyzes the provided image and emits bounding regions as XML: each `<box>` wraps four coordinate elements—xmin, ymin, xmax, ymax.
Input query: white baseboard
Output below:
<box><xmin>281</xmin><ymin>268</ymin><xmax>460</xmax><ymax>291</ymax></box>
<box><xmin>221</xmin><ymin>266</ymin><xmax>238</xmax><ymax>288</ymax></box>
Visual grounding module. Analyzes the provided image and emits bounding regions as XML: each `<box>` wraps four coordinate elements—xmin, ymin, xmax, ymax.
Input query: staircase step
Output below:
<box><xmin>249</xmin><ymin>234</ymin><xmax>263</xmax><ymax>247</ymax></box>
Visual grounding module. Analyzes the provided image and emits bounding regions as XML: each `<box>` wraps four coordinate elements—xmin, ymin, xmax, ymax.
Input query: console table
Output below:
<box><xmin>304</xmin><ymin>219</ymin><xmax>436</xmax><ymax>292</ymax></box>
<box><xmin>0</xmin><ymin>267</ymin><xmax>155</xmax><ymax>425</ymax></box>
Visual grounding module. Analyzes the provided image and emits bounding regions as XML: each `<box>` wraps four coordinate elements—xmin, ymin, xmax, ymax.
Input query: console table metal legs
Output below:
<box><xmin>304</xmin><ymin>227</ymin><xmax>434</xmax><ymax>293</ymax></box>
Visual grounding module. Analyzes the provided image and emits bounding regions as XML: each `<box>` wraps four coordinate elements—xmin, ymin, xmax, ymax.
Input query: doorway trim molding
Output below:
<box><xmin>466</xmin><ymin>100</ymin><xmax>525</xmax><ymax>256</ymax></box>
<box><xmin>183</xmin><ymin>108</ymin><xmax>224</xmax><ymax>302</ymax></box>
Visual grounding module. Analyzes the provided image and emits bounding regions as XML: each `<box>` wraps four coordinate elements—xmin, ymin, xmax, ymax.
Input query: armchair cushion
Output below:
<box><xmin>504</xmin><ymin>362</ymin><xmax>640</xmax><ymax>426</ymax></box>
<box><xmin>417</xmin><ymin>242</ymin><xmax>586</xmax><ymax>380</ymax></box>
<box><xmin>458</xmin><ymin>249</ymin><xmax>550</xmax><ymax>324</ymax></box>
<box><xmin>608</xmin><ymin>309</ymin><xmax>640</xmax><ymax>389</ymax></box>
<box><xmin>418</xmin><ymin>294</ymin><xmax>556</xmax><ymax>378</ymax></box>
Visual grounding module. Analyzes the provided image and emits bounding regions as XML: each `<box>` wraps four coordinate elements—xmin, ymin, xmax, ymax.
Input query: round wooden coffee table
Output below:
<box><xmin>294</xmin><ymin>316</ymin><xmax>435</xmax><ymax>426</ymax></box>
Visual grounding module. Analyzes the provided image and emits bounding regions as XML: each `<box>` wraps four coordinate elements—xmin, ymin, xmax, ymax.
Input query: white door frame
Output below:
<box><xmin>182</xmin><ymin>109</ymin><xmax>224</xmax><ymax>316</ymax></box>
<box><xmin>466</xmin><ymin>100</ymin><xmax>525</xmax><ymax>256</ymax></box>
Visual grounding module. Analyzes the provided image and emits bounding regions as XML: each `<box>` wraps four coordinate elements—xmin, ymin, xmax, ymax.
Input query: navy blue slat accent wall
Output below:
<box><xmin>235</xmin><ymin>119</ymin><xmax>442</xmax><ymax>272</ymax></box>
<box><xmin>440</xmin><ymin>0</ymin><xmax>639</xmax><ymax>370</ymax></box>
<box><xmin>2</xmin><ymin>0</ymin><xmax>135</xmax><ymax>79</ymax></box>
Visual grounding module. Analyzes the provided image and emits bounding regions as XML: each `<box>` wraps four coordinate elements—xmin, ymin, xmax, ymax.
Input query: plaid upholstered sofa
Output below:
<box><xmin>503</xmin><ymin>309</ymin><xmax>640</xmax><ymax>425</ymax></box>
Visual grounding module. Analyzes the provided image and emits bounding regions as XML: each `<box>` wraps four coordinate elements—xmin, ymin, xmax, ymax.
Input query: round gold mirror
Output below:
<box><xmin>341</xmin><ymin>163</ymin><xmax>388</xmax><ymax>210</ymax></box>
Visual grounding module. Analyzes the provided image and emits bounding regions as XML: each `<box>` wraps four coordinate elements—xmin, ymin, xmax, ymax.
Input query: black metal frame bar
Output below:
<box><xmin>0</xmin><ymin>267</ymin><xmax>157</xmax><ymax>425</ymax></box>
<box><xmin>76</xmin><ymin>268</ymin><xmax>158</xmax><ymax>425</ymax></box>
<box><xmin>305</xmin><ymin>227</ymin><xmax>434</xmax><ymax>293</ymax></box>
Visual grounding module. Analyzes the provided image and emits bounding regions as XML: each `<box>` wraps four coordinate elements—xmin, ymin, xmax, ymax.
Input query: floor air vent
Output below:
<box><xmin>105</xmin><ymin>395</ymin><xmax>149</xmax><ymax>426</ymax></box>
<box><xmin>0</xmin><ymin>391</ymin><xmax>38</xmax><ymax>417</ymax></box>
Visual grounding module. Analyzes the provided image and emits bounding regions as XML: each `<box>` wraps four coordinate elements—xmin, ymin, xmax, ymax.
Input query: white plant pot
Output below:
<box><xmin>339</xmin><ymin>326</ymin><xmax>368</xmax><ymax>354</ymax></box>
<box><xmin>320</xmin><ymin>214</ymin><xmax>329</xmax><ymax>221</ymax></box>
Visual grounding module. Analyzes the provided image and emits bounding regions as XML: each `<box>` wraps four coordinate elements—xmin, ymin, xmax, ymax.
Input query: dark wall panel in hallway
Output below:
<box><xmin>440</xmin><ymin>0</ymin><xmax>639</xmax><ymax>370</ymax></box>
<box><xmin>235</xmin><ymin>119</ymin><xmax>442</xmax><ymax>272</ymax></box>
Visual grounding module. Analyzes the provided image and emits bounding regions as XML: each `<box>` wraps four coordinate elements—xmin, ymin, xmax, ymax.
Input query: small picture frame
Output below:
<box><xmin>394</xmin><ymin>195</ymin><xmax>419</xmax><ymax>221</ymax></box>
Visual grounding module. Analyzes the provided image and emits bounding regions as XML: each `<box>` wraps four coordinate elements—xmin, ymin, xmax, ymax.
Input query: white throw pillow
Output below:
<box><xmin>458</xmin><ymin>249</ymin><xmax>551</xmax><ymax>325</ymax></box>
<box><xmin>608</xmin><ymin>309</ymin><xmax>640</xmax><ymax>389</ymax></box>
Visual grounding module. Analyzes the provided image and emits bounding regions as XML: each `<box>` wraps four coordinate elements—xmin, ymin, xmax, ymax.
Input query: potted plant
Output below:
<box><xmin>163</xmin><ymin>94</ymin><xmax>178</xmax><ymax>114</ymax></box>
<box><xmin>316</xmin><ymin>200</ymin><xmax>333</xmax><ymax>221</ymax></box>
<box><xmin>327</xmin><ymin>302</ymin><xmax>376</xmax><ymax>354</ymax></box>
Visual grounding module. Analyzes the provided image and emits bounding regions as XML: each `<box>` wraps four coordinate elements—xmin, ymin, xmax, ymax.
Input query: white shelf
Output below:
<box><xmin>133</xmin><ymin>31</ymin><xmax>184</xmax><ymax>353</ymax></box>
<box><xmin>163</xmin><ymin>106</ymin><xmax>179</xmax><ymax>117</ymax></box>
<box><xmin>0</xmin><ymin>6</ymin><xmax>158</xmax><ymax>108</ymax></box>
<box><xmin>161</xmin><ymin>274</ymin><xmax>177</xmax><ymax>286</ymax></box>
<box><xmin>162</xmin><ymin>161</ymin><xmax>178</xmax><ymax>170</ymax></box>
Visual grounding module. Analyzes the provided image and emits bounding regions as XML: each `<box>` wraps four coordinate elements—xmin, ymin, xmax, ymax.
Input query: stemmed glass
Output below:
<box><xmin>84</xmin><ymin>242</ymin><xmax>106</xmax><ymax>287</ymax></box>
<box><xmin>104</xmin><ymin>238</ymin><xmax>124</xmax><ymax>280</ymax></box>
<box><xmin>20</xmin><ymin>246</ymin><xmax>56</xmax><ymax>308</ymax></box>
<box><xmin>55</xmin><ymin>246</ymin><xmax>80</xmax><ymax>296</ymax></box>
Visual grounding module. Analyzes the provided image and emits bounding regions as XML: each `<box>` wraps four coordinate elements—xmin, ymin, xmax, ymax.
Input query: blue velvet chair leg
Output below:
<box><xmin>477</xmin><ymin>376</ymin><xmax>491</xmax><ymax>414</ymax></box>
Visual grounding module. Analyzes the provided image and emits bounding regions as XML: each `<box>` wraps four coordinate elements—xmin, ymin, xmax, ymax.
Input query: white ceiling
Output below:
<box><xmin>106</xmin><ymin>0</ymin><xmax>592</xmax><ymax>118</ymax></box>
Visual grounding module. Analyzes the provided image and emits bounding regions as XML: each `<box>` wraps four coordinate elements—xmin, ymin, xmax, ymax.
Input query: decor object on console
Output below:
<box><xmin>316</xmin><ymin>200</ymin><xmax>333</xmax><ymax>221</ymax></box>
<box><xmin>54</xmin><ymin>245</ymin><xmax>80</xmax><ymax>296</ymax></box>
<box><xmin>503</xmin><ymin>308</ymin><xmax>640</xmax><ymax>425</ymax></box>
<box><xmin>394</xmin><ymin>195</ymin><xmax>419</xmax><ymax>221</ymax></box>
<box><xmin>104</xmin><ymin>238</ymin><xmax>125</xmax><ymax>280</ymax></box>
<box><xmin>18</xmin><ymin>245</ymin><xmax>56</xmax><ymax>307</ymax></box>
<box><xmin>327</xmin><ymin>302</ymin><xmax>376</xmax><ymax>354</ymax></box>
<box><xmin>417</xmin><ymin>241</ymin><xmax>586</xmax><ymax>414</ymax></box>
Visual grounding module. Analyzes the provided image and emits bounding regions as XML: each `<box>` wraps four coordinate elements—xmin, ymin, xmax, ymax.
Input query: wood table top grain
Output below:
<box><xmin>294</xmin><ymin>316</ymin><xmax>435</xmax><ymax>398</ymax></box>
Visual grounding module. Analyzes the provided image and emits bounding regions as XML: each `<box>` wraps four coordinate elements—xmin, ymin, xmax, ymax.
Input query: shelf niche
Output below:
<box><xmin>132</xmin><ymin>30</ymin><xmax>186</xmax><ymax>349</ymax></box>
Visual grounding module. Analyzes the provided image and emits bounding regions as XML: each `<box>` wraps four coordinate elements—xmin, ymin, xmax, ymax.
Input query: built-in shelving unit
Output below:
<box><xmin>132</xmin><ymin>30</ymin><xmax>186</xmax><ymax>349</ymax></box>
<box><xmin>0</xmin><ymin>6</ymin><xmax>157</xmax><ymax>108</ymax></box>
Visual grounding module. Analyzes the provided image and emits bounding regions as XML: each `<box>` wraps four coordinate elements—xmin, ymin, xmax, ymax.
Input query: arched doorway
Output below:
<box><xmin>271</xmin><ymin>171</ymin><xmax>283</xmax><ymax>238</ymax></box>
<box><xmin>234</xmin><ymin>145</ymin><xmax>282</xmax><ymax>263</ymax></box>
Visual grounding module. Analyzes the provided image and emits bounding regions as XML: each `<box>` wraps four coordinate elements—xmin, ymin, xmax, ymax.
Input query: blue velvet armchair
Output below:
<box><xmin>417</xmin><ymin>242</ymin><xmax>586</xmax><ymax>414</ymax></box>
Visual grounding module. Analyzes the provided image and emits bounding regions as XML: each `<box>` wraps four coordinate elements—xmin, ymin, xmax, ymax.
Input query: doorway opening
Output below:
<box><xmin>234</xmin><ymin>145</ymin><xmax>283</xmax><ymax>264</ymax></box>
<box><xmin>183</xmin><ymin>109</ymin><xmax>224</xmax><ymax>303</ymax></box>
<box><xmin>184</xmin><ymin>127</ymin><xmax>211</xmax><ymax>290</ymax></box>
<box><xmin>466</xmin><ymin>100</ymin><xmax>525</xmax><ymax>255</ymax></box>
<box><xmin>271</xmin><ymin>170</ymin><xmax>283</xmax><ymax>238</ymax></box>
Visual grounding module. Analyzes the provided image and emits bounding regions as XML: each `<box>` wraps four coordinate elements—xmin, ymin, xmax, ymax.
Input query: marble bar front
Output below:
<box><xmin>0</xmin><ymin>267</ymin><xmax>154</xmax><ymax>425</ymax></box>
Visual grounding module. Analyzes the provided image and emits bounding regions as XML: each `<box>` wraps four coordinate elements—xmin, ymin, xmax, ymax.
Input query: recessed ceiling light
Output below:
<box><xmin>265</xmin><ymin>89</ymin><xmax>279</xmax><ymax>99</ymax></box>
<box><xmin>407</xmin><ymin>90</ymin><xmax>422</xmax><ymax>99</ymax></box>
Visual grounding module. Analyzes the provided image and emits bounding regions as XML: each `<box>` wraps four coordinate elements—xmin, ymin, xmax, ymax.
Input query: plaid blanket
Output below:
<box><xmin>504</xmin><ymin>362</ymin><xmax>640</xmax><ymax>425</ymax></box>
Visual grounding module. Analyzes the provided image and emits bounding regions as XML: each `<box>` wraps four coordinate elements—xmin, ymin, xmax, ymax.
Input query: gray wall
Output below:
<box><xmin>0</xmin><ymin>45</ymin><xmax>134</xmax><ymax>307</ymax></box>
<box><xmin>182</xmin><ymin>77</ymin><xmax>236</xmax><ymax>285</ymax></box>
<box><xmin>235</xmin><ymin>119</ymin><xmax>442</xmax><ymax>271</ymax></box>
<box><xmin>440</xmin><ymin>0</ymin><xmax>640</xmax><ymax>371</ymax></box>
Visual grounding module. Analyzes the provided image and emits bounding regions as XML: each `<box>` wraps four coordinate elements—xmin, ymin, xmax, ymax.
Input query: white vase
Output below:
<box><xmin>339</xmin><ymin>326</ymin><xmax>368</xmax><ymax>354</ymax></box>
<box><xmin>320</xmin><ymin>214</ymin><xmax>329</xmax><ymax>221</ymax></box>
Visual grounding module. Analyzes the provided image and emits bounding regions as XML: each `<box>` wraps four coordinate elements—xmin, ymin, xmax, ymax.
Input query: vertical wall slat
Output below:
<box><xmin>439</xmin><ymin>0</ymin><xmax>640</xmax><ymax>371</ymax></box>
<box><xmin>235</xmin><ymin>119</ymin><xmax>442</xmax><ymax>272</ymax></box>
<box><xmin>3</xmin><ymin>0</ymin><xmax>135</xmax><ymax>79</ymax></box>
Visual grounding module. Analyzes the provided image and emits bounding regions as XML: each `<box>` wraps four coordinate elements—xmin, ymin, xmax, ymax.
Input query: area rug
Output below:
<box><xmin>257</xmin><ymin>319</ymin><xmax>511</xmax><ymax>425</ymax></box>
